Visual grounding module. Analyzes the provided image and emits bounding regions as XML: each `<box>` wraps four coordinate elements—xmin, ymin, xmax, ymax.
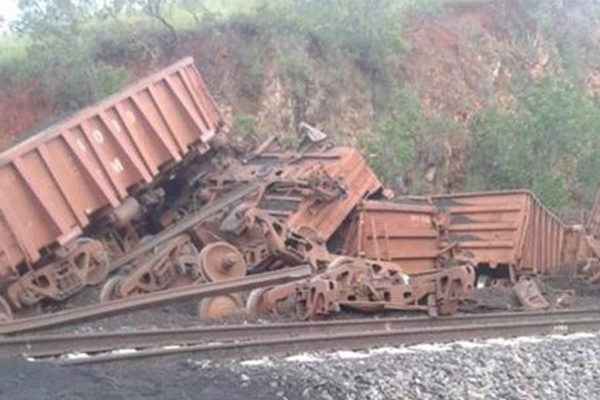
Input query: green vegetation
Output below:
<box><xmin>3</xmin><ymin>1</ymin><xmax>600</xmax><ymax>211</ymax></box>
<box><xmin>0</xmin><ymin>0</ymin><xmax>453</xmax><ymax>106</ymax></box>
<box><xmin>362</xmin><ymin>91</ymin><xmax>459</xmax><ymax>194</ymax></box>
<box><xmin>468</xmin><ymin>78</ymin><xmax>600</xmax><ymax>209</ymax></box>
<box><xmin>233</xmin><ymin>114</ymin><xmax>259</xmax><ymax>143</ymax></box>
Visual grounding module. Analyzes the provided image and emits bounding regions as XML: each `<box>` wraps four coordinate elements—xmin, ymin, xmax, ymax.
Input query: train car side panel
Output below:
<box><xmin>286</xmin><ymin>148</ymin><xmax>381</xmax><ymax>240</ymax></box>
<box><xmin>0</xmin><ymin>57</ymin><xmax>223</xmax><ymax>278</ymax></box>
<box><xmin>432</xmin><ymin>191</ymin><xmax>566</xmax><ymax>278</ymax></box>
<box><xmin>340</xmin><ymin>201</ymin><xmax>441</xmax><ymax>274</ymax></box>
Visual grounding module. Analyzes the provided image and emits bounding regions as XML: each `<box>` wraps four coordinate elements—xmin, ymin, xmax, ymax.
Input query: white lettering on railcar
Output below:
<box><xmin>93</xmin><ymin>130</ymin><xmax>105</xmax><ymax>144</ymax></box>
<box><xmin>110</xmin><ymin>158</ymin><xmax>124</xmax><ymax>174</ymax></box>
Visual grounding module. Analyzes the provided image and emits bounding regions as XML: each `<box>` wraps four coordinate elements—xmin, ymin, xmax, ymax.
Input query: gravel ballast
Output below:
<box><xmin>211</xmin><ymin>332</ymin><xmax>600</xmax><ymax>400</ymax></box>
<box><xmin>2</xmin><ymin>332</ymin><xmax>599</xmax><ymax>399</ymax></box>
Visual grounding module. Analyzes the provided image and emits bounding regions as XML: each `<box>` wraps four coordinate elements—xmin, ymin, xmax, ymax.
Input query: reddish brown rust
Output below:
<box><xmin>0</xmin><ymin>58</ymin><xmax>223</xmax><ymax>315</ymax></box>
<box><xmin>248</xmin><ymin>257</ymin><xmax>475</xmax><ymax>319</ymax></box>
<box><xmin>430</xmin><ymin>191</ymin><xmax>566</xmax><ymax>280</ymax></box>
<box><xmin>198</xmin><ymin>293</ymin><xmax>245</xmax><ymax>321</ymax></box>
<box><xmin>339</xmin><ymin>200</ymin><xmax>452</xmax><ymax>275</ymax></box>
<box><xmin>102</xmin><ymin>144</ymin><xmax>376</xmax><ymax>302</ymax></box>
<box><xmin>0</xmin><ymin>58</ymin><xmax>221</xmax><ymax>273</ymax></box>
<box><xmin>196</xmin><ymin>139</ymin><xmax>382</xmax><ymax>241</ymax></box>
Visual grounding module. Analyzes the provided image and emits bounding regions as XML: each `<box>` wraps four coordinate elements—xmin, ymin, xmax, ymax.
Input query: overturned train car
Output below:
<box><xmin>430</xmin><ymin>191</ymin><xmax>566</xmax><ymax>281</ymax></box>
<box><xmin>0</xmin><ymin>57</ymin><xmax>223</xmax><ymax>319</ymax></box>
<box><xmin>339</xmin><ymin>191</ymin><xmax>568</xmax><ymax>283</ymax></box>
<box><xmin>99</xmin><ymin>142</ymin><xmax>383</xmax><ymax>302</ymax></box>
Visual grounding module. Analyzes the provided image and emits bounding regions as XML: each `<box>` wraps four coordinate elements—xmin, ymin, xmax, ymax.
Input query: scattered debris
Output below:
<box><xmin>512</xmin><ymin>277</ymin><xmax>550</xmax><ymax>311</ymax></box>
<box><xmin>1</xmin><ymin>55</ymin><xmax>600</xmax><ymax>328</ymax></box>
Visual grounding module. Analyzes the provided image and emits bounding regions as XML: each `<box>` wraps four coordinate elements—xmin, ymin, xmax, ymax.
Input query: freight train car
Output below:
<box><xmin>99</xmin><ymin>141</ymin><xmax>383</xmax><ymax>301</ymax></box>
<box><xmin>191</xmin><ymin>137</ymin><xmax>382</xmax><ymax>242</ymax></box>
<box><xmin>268</xmin><ymin>146</ymin><xmax>382</xmax><ymax>241</ymax></box>
<box><xmin>430</xmin><ymin>191</ymin><xmax>566</xmax><ymax>281</ymax></box>
<box><xmin>337</xmin><ymin>200</ymin><xmax>448</xmax><ymax>275</ymax></box>
<box><xmin>0</xmin><ymin>57</ymin><xmax>223</xmax><ymax>320</ymax></box>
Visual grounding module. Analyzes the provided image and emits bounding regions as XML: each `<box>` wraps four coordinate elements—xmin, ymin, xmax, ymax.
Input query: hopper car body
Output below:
<box><xmin>0</xmin><ymin>57</ymin><xmax>223</xmax><ymax>317</ymax></box>
<box><xmin>339</xmin><ymin>191</ymin><xmax>567</xmax><ymax>281</ymax></box>
<box><xmin>338</xmin><ymin>200</ymin><xmax>446</xmax><ymax>275</ymax></box>
<box><xmin>431</xmin><ymin>191</ymin><xmax>566</xmax><ymax>280</ymax></box>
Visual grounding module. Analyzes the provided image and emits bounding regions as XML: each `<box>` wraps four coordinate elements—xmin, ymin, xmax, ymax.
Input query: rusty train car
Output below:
<box><xmin>430</xmin><ymin>191</ymin><xmax>566</xmax><ymax>281</ymax></box>
<box><xmin>339</xmin><ymin>191</ymin><xmax>568</xmax><ymax>282</ymax></box>
<box><xmin>0</xmin><ymin>57</ymin><xmax>223</xmax><ymax>319</ymax></box>
<box><xmin>197</xmin><ymin>139</ymin><xmax>382</xmax><ymax>242</ymax></box>
<box><xmin>102</xmin><ymin>142</ymin><xmax>383</xmax><ymax>301</ymax></box>
<box><xmin>338</xmin><ymin>200</ymin><xmax>447</xmax><ymax>275</ymax></box>
<box><xmin>253</xmin><ymin>146</ymin><xmax>382</xmax><ymax>241</ymax></box>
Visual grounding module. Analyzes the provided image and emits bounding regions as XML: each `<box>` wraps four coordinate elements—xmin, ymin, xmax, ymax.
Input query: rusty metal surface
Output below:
<box><xmin>248</xmin><ymin>256</ymin><xmax>475</xmax><ymax>319</ymax></box>
<box><xmin>110</xmin><ymin>183</ymin><xmax>258</xmax><ymax>273</ymax></box>
<box><xmin>430</xmin><ymin>190</ymin><xmax>566</xmax><ymax>278</ymax></box>
<box><xmin>49</xmin><ymin>310</ymin><xmax>600</xmax><ymax>365</ymax></box>
<box><xmin>7</xmin><ymin>238</ymin><xmax>109</xmax><ymax>309</ymax></box>
<box><xmin>6</xmin><ymin>308</ymin><xmax>598</xmax><ymax>356</ymax></box>
<box><xmin>339</xmin><ymin>200</ymin><xmax>446</xmax><ymax>275</ymax></box>
<box><xmin>0</xmin><ymin>57</ymin><xmax>223</xmax><ymax>280</ymax></box>
<box><xmin>0</xmin><ymin>265</ymin><xmax>312</xmax><ymax>335</ymax></box>
<box><xmin>202</xmin><ymin>142</ymin><xmax>382</xmax><ymax>241</ymax></box>
<box><xmin>282</xmin><ymin>147</ymin><xmax>381</xmax><ymax>240</ymax></box>
<box><xmin>107</xmin><ymin>203</ymin><xmax>333</xmax><ymax>302</ymax></box>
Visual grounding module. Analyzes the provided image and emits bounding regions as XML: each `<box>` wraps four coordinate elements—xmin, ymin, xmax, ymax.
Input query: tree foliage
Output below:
<box><xmin>363</xmin><ymin>90</ymin><xmax>459</xmax><ymax>194</ymax></box>
<box><xmin>11</xmin><ymin>1</ymin><xmax>128</xmax><ymax>110</ymax></box>
<box><xmin>246</xmin><ymin>0</ymin><xmax>404</xmax><ymax>73</ymax></box>
<box><xmin>468</xmin><ymin>78</ymin><xmax>600</xmax><ymax>209</ymax></box>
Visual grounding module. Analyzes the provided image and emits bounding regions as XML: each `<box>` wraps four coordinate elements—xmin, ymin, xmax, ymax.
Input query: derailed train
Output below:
<box><xmin>0</xmin><ymin>56</ymin><xmax>590</xmax><ymax>323</ymax></box>
<box><xmin>0</xmin><ymin>58</ymin><xmax>224</xmax><ymax>320</ymax></box>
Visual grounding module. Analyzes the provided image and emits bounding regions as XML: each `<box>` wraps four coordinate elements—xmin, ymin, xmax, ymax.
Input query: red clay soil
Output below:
<box><xmin>401</xmin><ymin>0</ymin><xmax>538</xmax><ymax>122</ymax></box>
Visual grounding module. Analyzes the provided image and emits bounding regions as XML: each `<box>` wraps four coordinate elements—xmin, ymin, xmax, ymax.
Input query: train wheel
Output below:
<box><xmin>198</xmin><ymin>294</ymin><xmax>244</xmax><ymax>321</ymax></box>
<box><xmin>99</xmin><ymin>275</ymin><xmax>124</xmax><ymax>302</ymax></box>
<box><xmin>0</xmin><ymin>296</ymin><xmax>13</xmax><ymax>322</ymax></box>
<box><xmin>63</xmin><ymin>238</ymin><xmax>110</xmax><ymax>286</ymax></box>
<box><xmin>199</xmin><ymin>242</ymin><xmax>246</xmax><ymax>282</ymax></box>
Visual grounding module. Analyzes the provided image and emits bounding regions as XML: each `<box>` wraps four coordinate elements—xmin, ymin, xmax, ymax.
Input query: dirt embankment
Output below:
<box><xmin>1</xmin><ymin>0</ymin><xmax>597</xmax><ymax>193</ymax></box>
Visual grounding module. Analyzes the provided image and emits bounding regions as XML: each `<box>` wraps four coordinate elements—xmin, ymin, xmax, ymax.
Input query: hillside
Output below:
<box><xmin>2</xmin><ymin>0</ymin><xmax>600</xmax><ymax>212</ymax></box>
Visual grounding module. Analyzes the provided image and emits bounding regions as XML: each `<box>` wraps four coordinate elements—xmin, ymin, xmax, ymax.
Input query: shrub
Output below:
<box><xmin>233</xmin><ymin>114</ymin><xmax>259</xmax><ymax>143</ymax></box>
<box><xmin>362</xmin><ymin>90</ymin><xmax>459</xmax><ymax>194</ymax></box>
<box><xmin>468</xmin><ymin>77</ymin><xmax>600</xmax><ymax>210</ymax></box>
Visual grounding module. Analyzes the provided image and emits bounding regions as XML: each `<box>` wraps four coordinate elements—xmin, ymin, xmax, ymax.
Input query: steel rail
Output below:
<box><xmin>10</xmin><ymin>308</ymin><xmax>600</xmax><ymax>365</ymax></box>
<box><xmin>56</xmin><ymin>316</ymin><xmax>600</xmax><ymax>365</ymax></box>
<box><xmin>2</xmin><ymin>308</ymin><xmax>600</xmax><ymax>356</ymax></box>
<box><xmin>0</xmin><ymin>266</ymin><xmax>311</xmax><ymax>336</ymax></box>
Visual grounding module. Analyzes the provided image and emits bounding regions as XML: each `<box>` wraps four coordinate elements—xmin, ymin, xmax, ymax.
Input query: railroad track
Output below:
<box><xmin>4</xmin><ymin>308</ymin><xmax>600</xmax><ymax>365</ymax></box>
